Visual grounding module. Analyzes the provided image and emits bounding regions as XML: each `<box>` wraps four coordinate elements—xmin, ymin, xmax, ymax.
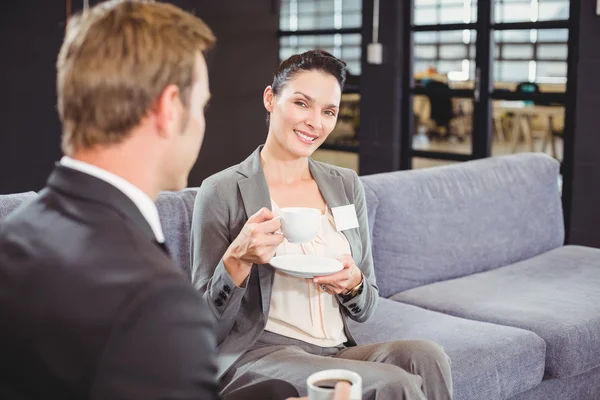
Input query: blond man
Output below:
<box><xmin>0</xmin><ymin>1</ymin><xmax>222</xmax><ymax>398</ymax></box>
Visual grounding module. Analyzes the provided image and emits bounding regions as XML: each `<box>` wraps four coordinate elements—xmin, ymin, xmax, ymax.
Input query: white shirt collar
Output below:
<box><xmin>59</xmin><ymin>156</ymin><xmax>165</xmax><ymax>243</ymax></box>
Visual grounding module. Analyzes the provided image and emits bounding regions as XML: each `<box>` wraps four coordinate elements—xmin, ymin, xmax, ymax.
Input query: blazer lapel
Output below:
<box><xmin>309</xmin><ymin>160</ymin><xmax>361</xmax><ymax>260</ymax></box>
<box><xmin>236</xmin><ymin>147</ymin><xmax>275</xmax><ymax>316</ymax></box>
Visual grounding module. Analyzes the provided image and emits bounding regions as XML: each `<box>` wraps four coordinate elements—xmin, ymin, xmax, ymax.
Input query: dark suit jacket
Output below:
<box><xmin>0</xmin><ymin>165</ymin><xmax>219</xmax><ymax>400</ymax></box>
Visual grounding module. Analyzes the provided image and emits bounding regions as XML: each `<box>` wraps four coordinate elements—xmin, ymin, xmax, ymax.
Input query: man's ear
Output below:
<box><xmin>155</xmin><ymin>84</ymin><xmax>182</xmax><ymax>138</ymax></box>
<box><xmin>263</xmin><ymin>85</ymin><xmax>275</xmax><ymax>113</ymax></box>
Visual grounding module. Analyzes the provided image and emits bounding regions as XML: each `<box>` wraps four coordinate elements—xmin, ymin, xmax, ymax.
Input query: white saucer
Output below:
<box><xmin>269</xmin><ymin>255</ymin><xmax>343</xmax><ymax>278</ymax></box>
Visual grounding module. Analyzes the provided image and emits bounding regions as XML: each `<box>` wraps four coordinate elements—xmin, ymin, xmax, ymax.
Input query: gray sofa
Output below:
<box><xmin>1</xmin><ymin>153</ymin><xmax>599</xmax><ymax>399</ymax></box>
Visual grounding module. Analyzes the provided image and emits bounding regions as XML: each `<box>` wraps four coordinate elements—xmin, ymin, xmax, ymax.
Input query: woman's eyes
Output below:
<box><xmin>294</xmin><ymin>101</ymin><xmax>336</xmax><ymax>117</ymax></box>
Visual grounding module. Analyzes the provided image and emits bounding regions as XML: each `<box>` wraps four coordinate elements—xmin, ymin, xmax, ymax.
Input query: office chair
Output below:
<box><xmin>421</xmin><ymin>80</ymin><xmax>468</xmax><ymax>142</ymax></box>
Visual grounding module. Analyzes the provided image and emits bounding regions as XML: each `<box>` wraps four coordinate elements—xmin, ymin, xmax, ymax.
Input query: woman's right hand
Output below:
<box><xmin>223</xmin><ymin>207</ymin><xmax>284</xmax><ymax>287</ymax></box>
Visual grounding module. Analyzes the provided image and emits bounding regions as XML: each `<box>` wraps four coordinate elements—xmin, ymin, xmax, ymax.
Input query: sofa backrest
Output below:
<box><xmin>156</xmin><ymin>188</ymin><xmax>199</xmax><ymax>279</ymax></box>
<box><xmin>0</xmin><ymin>189</ymin><xmax>196</xmax><ymax>277</ymax></box>
<box><xmin>0</xmin><ymin>192</ymin><xmax>38</xmax><ymax>225</ymax></box>
<box><xmin>359</xmin><ymin>153</ymin><xmax>564</xmax><ymax>298</ymax></box>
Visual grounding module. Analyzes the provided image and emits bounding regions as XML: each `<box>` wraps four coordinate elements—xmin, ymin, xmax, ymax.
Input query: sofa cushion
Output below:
<box><xmin>0</xmin><ymin>192</ymin><xmax>37</xmax><ymax>224</ymax></box>
<box><xmin>156</xmin><ymin>188</ymin><xmax>198</xmax><ymax>278</ymax></box>
<box><xmin>510</xmin><ymin>364</ymin><xmax>600</xmax><ymax>400</ymax></box>
<box><xmin>391</xmin><ymin>245</ymin><xmax>600</xmax><ymax>379</ymax></box>
<box><xmin>348</xmin><ymin>297</ymin><xmax>546</xmax><ymax>400</ymax></box>
<box><xmin>359</xmin><ymin>153</ymin><xmax>564</xmax><ymax>297</ymax></box>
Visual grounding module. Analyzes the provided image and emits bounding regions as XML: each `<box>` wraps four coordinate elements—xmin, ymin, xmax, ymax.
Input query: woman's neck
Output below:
<box><xmin>261</xmin><ymin>136</ymin><xmax>311</xmax><ymax>185</ymax></box>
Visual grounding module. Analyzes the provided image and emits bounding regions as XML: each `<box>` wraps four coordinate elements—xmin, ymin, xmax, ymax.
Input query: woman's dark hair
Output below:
<box><xmin>266</xmin><ymin>50</ymin><xmax>347</xmax><ymax>123</ymax></box>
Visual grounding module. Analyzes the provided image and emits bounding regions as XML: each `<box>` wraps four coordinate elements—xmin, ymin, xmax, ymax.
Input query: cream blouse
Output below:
<box><xmin>264</xmin><ymin>199</ymin><xmax>349</xmax><ymax>347</ymax></box>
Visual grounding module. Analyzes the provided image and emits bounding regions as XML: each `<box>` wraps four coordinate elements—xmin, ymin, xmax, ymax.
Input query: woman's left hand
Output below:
<box><xmin>313</xmin><ymin>254</ymin><xmax>362</xmax><ymax>295</ymax></box>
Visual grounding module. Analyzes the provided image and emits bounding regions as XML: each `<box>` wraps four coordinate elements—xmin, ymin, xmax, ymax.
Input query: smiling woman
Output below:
<box><xmin>190</xmin><ymin>49</ymin><xmax>453</xmax><ymax>400</ymax></box>
<box><xmin>263</xmin><ymin>53</ymin><xmax>343</xmax><ymax>159</ymax></box>
<box><xmin>265</xmin><ymin>50</ymin><xmax>345</xmax><ymax>133</ymax></box>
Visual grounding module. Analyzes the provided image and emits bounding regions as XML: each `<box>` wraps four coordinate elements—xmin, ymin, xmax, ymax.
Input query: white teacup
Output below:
<box><xmin>307</xmin><ymin>369</ymin><xmax>362</xmax><ymax>400</ymax></box>
<box><xmin>277</xmin><ymin>207</ymin><xmax>321</xmax><ymax>243</ymax></box>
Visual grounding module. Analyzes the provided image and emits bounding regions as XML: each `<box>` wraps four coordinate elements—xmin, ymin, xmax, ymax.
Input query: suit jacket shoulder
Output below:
<box><xmin>0</xmin><ymin>167</ymin><xmax>219</xmax><ymax>399</ymax></box>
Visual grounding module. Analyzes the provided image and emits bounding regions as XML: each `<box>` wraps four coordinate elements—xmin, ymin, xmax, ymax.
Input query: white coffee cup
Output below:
<box><xmin>307</xmin><ymin>369</ymin><xmax>362</xmax><ymax>400</ymax></box>
<box><xmin>277</xmin><ymin>207</ymin><xmax>321</xmax><ymax>243</ymax></box>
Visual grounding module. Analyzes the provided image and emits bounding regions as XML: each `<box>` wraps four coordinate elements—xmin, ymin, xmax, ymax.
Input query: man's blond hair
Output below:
<box><xmin>57</xmin><ymin>0</ymin><xmax>215</xmax><ymax>155</ymax></box>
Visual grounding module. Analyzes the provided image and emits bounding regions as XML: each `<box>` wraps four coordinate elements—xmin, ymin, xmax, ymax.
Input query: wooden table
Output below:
<box><xmin>493</xmin><ymin>101</ymin><xmax>564</xmax><ymax>158</ymax></box>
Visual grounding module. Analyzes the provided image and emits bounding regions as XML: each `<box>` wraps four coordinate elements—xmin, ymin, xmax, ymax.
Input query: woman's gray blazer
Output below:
<box><xmin>191</xmin><ymin>146</ymin><xmax>378</xmax><ymax>378</ymax></box>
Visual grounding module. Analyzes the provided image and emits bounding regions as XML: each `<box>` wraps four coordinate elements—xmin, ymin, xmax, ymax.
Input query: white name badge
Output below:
<box><xmin>331</xmin><ymin>204</ymin><xmax>360</xmax><ymax>232</ymax></box>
